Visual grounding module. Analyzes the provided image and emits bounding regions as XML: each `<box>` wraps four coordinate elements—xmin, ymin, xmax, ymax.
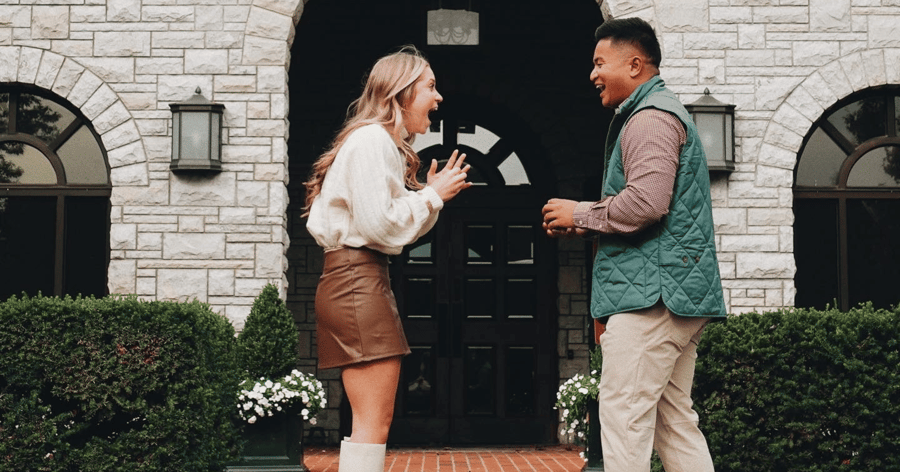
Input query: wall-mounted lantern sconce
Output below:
<box><xmin>170</xmin><ymin>88</ymin><xmax>224</xmax><ymax>173</ymax></box>
<box><xmin>686</xmin><ymin>88</ymin><xmax>735</xmax><ymax>172</ymax></box>
<box><xmin>427</xmin><ymin>1</ymin><xmax>479</xmax><ymax>46</ymax></box>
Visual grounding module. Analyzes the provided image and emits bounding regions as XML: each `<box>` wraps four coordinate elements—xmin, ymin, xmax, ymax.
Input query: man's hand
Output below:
<box><xmin>542</xmin><ymin>198</ymin><xmax>587</xmax><ymax>238</ymax></box>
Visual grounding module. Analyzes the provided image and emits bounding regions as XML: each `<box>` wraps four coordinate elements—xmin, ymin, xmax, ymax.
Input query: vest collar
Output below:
<box><xmin>615</xmin><ymin>75</ymin><xmax>666</xmax><ymax>116</ymax></box>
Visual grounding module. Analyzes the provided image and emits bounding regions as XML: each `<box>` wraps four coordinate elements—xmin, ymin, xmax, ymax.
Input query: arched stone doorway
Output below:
<box><xmin>285</xmin><ymin>0</ymin><xmax>608</xmax><ymax>444</ymax></box>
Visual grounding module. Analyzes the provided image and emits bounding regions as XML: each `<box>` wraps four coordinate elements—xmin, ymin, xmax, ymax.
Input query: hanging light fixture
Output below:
<box><xmin>427</xmin><ymin>1</ymin><xmax>479</xmax><ymax>46</ymax></box>
<box><xmin>169</xmin><ymin>87</ymin><xmax>224</xmax><ymax>173</ymax></box>
<box><xmin>686</xmin><ymin>88</ymin><xmax>736</xmax><ymax>172</ymax></box>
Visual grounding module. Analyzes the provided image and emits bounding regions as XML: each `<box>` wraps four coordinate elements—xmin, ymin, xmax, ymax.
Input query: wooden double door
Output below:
<box><xmin>387</xmin><ymin>196</ymin><xmax>558</xmax><ymax>445</ymax></box>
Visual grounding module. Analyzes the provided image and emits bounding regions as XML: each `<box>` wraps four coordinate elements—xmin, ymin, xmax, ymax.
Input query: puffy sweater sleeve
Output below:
<box><xmin>311</xmin><ymin>124</ymin><xmax>443</xmax><ymax>253</ymax></box>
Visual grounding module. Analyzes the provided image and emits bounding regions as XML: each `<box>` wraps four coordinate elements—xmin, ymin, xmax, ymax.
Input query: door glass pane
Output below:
<box><xmin>506</xmin><ymin>279</ymin><xmax>535</xmax><ymax>319</ymax></box>
<box><xmin>847</xmin><ymin>199</ymin><xmax>900</xmax><ymax>310</ymax></box>
<box><xmin>795</xmin><ymin>128</ymin><xmax>845</xmax><ymax>187</ymax></box>
<box><xmin>465</xmin><ymin>278</ymin><xmax>494</xmax><ymax>319</ymax></box>
<box><xmin>403</xmin><ymin>347</ymin><xmax>435</xmax><ymax>416</ymax></box>
<box><xmin>847</xmin><ymin>146</ymin><xmax>900</xmax><ymax>187</ymax></box>
<box><xmin>465</xmin><ymin>346</ymin><xmax>495</xmax><ymax>415</ymax></box>
<box><xmin>507</xmin><ymin>225</ymin><xmax>533</xmax><ymax>264</ymax></box>
<box><xmin>56</xmin><ymin>125</ymin><xmax>109</xmax><ymax>185</ymax></box>
<box><xmin>404</xmin><ymin>277</ymin><xmax>434</xmax><ymax>319</ymax></box>
<box><xmin>0</xmin><ymin>196</ymin><xmax>56</xmax><ymax>300</ymax></box>
<box><xmin>506</xmin><ymin>347</ymin><xmax>535</xmax><ymax>416</ymax></box>
<box><xmin>406</xmin><ymin>233</ymin><xmax>434</xmax><ymax>264</ymax></box>
<box><xmin>458</xmin><ymin>125</ymin><xmax>500</xmax><ymax>154</ymax></box>
<box><xmin>17</xmin><ymin>94</ymin><xmax>77</xmax><ymax>145</ymax></box>
<box><xmin>497</xmin><ymin>153</ymin><xmax>530</xmax><ymax>185</ymax></box>
<box><xmin>465</xmin><ymin>224</ymin><xmax>494</xmax><ymax>264</ymax></box>
<box><xmin>0</xmin><ymin>143</ymin><xmax>57</xmax><ymax>184</ymax></box>
<box><xmin>64</xmin><ymin>197</ymin><xmax>108</xmax><ymax>298</ymax></box>
<box><xmin>827</xmin><ymin>96</ymin><xmax>886</xmax><ymax>145</ymax></box>
<box><xmin>793</xmin><ymin>199</ymin><xmax>839</xmax><ymax>310</ymax></box>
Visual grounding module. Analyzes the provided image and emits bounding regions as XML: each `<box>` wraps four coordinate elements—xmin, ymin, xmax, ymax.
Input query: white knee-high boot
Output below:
<box><xmin>338</xmin><ymin>440</ymin><xmax>386</xmax><ymax>472</ymax></box>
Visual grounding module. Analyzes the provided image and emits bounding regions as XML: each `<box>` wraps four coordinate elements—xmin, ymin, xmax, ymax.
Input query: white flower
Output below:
<box><xmin>236</xmin><ymin>370</ymin><xmax>326</xmax><ymax>424</ymax></box>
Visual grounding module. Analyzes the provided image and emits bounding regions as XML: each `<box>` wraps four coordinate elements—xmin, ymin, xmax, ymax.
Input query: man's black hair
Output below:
<box><xmin>594</xmin><ymin>17</ymin><xmax>662</xmax><ymax>68</ymax></box>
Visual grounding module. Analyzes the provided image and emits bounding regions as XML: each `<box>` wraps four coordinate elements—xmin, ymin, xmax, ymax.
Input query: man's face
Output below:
<box><xmin>589</xmin><ymin>39</ymin><xmax>638</xmax><ymax>109</ymax></box>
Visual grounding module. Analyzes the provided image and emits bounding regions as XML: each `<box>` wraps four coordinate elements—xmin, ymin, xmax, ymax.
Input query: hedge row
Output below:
<box><xmin>589</xmin><ymin>305</ymin><xmax>900</xmax><ymax>471</ymax></box>
<box><xmin>694</xmin><ymin>304</ymin><xmax>900</xmax><ymax>472</ymax></box>
<box><xmin>0</xmin><ymin>294</ymin><xmax>242</xmax><ymax>472</ymax></box>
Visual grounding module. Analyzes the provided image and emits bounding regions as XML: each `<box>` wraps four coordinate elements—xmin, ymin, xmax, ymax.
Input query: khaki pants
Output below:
<box><xmin>598</xmin><ymin>303</ymin><xmax>715</xmax><ymax>472</ymax></box>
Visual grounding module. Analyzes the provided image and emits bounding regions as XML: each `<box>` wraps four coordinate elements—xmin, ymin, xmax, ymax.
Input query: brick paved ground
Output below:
<box><xmin>303</xmin><ymin>445</ymin><xmax>587</xmax><ymax>471</ymax></box>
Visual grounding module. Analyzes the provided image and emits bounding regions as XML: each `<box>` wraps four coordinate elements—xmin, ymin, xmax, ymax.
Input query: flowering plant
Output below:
<box><xmin>237</xmin><ymin>369</ymin><xmax>326</xmax><ymax>425</ymax></box>
<box><xmin>555</xmin><ymin>369</ymin><xmax>600</xmax><ymax>443</ymax></box>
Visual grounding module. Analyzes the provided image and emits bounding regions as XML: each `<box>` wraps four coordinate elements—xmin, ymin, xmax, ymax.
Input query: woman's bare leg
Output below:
<box><xmin>341</xmin><ymin>356</ymin><xmax>402</xmax><ymax>444</ymax></box>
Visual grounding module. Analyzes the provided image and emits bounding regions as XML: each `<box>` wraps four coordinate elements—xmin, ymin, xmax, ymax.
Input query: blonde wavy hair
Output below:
<box><xmin>302</xmin><ymin>46</ymin><xmax>430</xmax><ymax>216</ymax></box>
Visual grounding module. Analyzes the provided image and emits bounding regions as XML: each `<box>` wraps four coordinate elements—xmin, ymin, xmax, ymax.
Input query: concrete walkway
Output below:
<box><xmin>303</xmin><ymin>445</ymin><xmax>587</xmax><ymax>471</ymax></box>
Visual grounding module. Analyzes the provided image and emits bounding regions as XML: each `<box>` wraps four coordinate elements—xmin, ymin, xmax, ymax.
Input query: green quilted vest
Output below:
<box><xmin>591</xmin><ymin>76</ymin><xmax>727</xmax><ymax>320</ymax></box>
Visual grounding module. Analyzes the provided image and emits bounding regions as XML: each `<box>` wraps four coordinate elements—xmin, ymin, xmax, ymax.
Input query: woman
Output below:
<box><xmin>303</xmin><ymin>46</ymin><xmax>471</xmax><ymax>471</ymax></box>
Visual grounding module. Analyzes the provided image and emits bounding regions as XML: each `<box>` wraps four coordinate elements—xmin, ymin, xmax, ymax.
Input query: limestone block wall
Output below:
<box><xmin>0</xmin><ymin>0</ymin><xmax>305</xmax><ymax>328</ymax></box>
<box><xmin>599</xmin><ymin>0</ymin><xmax>900</xmax><ymax>314</ymax></box>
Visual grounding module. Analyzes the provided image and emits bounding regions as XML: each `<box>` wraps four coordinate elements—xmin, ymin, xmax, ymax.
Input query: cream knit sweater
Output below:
<box><xmin>306</xmin><ymin>124</ymin><xmax>443</xmax><ymax>255</ymax></box>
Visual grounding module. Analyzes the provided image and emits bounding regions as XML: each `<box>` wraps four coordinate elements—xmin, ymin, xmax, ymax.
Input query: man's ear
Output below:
<box><xmin>629</xmin><ymin>55</ymin><xmax>644</xmax><ymax>78</ymax></box>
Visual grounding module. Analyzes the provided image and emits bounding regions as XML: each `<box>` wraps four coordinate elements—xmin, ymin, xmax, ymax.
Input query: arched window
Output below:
<box><xmin>0</xmin><ymin>87</ymin><xmax>110</xmax><ymax>300</ymax></box>
<box><xmin>414</xmin><ymin>119</ymin><xmax>532</xmax><ymax>187</ymax></box>
<box><xmin>793</xmin><ymin>87</ymin><xmax>900</xmax><ymax>311</ymax></box>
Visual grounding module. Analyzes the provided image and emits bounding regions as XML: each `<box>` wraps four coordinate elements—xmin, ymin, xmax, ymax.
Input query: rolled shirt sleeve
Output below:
<box><xmin>573</xmin><ymin>108</ymin><xmax>685</xmax><ymax>235</ymax></box>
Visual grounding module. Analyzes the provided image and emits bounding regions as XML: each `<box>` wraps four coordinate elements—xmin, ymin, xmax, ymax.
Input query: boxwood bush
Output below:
<box><xmin>588</xmin><ymin>305</ymin><xmax>900</xmax><ymax>472</ymax></box>
<box><xmin>695</xmin><ymin>304</ymin><xmax>900</xmax><ymax>472</ymax></box>
<box><xmin>236</xmin><ymin>283</ymin><xmax>299</xmax><ymax>380</ymax></box>
<box><xmin>0</xmin><ymin>294</ymin><xmax>242</xmax><ymax>472</ymax></box>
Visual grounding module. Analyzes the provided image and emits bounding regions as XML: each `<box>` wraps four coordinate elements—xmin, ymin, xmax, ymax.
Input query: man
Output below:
<box><xmin>542</xmin><ymin>17</ymin><xmax>727</xmax><ymax>472</ymax></box>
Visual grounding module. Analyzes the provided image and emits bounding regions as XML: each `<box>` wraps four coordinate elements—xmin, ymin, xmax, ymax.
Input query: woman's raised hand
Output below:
<box><xmin>426</xmin><ymin>150</ymin><xmax>473</xmax><ymax>202</ymax></box>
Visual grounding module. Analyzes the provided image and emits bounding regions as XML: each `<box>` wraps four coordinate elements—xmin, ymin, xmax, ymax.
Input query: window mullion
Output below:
<box><xmin>49</xmin><ymin>118</ymin><xmax>83</xmax><ymax>153</ymax></box>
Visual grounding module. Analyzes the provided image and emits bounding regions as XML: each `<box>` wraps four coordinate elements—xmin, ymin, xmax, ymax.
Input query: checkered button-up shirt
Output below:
<box><xmin>573</xmin><ymin>108</ymin><xmax>686</xmax><ymax>234</ymax></box>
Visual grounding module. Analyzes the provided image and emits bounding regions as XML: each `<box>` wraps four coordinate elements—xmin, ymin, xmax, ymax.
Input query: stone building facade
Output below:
<box><xmin>2</xmin><ymin>0</ymin><xmax>898</xmax><ymax>445</ymax></box>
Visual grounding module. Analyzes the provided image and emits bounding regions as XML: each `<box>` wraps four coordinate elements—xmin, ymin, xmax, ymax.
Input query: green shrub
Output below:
<box><xmin>236</xmin><ymin>284</ymin><xmax>299</xmax><ymax>380</ymax></box>
<box><xmin>586</xmin><ymin>305</ymin><xmax>900</xmax><ymax>471</ymax></box>
<box><xmin>695</xmin><ymin>304</ymin><xmax>900</xmax><ymax>472</ymax></box>
<box><xmin>0</xmin><ymin>294</ymin><xmax>242</xmax><ymax>472</ymax></box>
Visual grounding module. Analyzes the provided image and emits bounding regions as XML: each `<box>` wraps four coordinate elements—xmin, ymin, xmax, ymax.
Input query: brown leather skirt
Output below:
<box><xmin>315</xmin><ymin>247</ymin><xmax>411</xmax><ymax>369</ymax></box>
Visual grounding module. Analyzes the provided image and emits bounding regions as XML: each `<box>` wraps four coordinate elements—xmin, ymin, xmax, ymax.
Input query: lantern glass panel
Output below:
<box><xmin>179</xmin><ymin>111</ymin><xmax>211</xmax><ymax>161</ymax></box>
<box><xmin>694</xmin><ymin>112</ymin><xmax>725</xmax><ymax>163</ymax></box>
<box><xmin>211</xmin><ymin>113</ymin><xmax>220</xmax><ymax>161</ymax></box>
<box><xmin>725</xmin><ymin>113</ymin><xmax>734</xmax><ymax>162</ymax></box>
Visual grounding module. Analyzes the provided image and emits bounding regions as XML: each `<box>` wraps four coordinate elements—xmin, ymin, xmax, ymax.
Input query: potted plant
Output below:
<box><xmin>556</xmin><ymin>345</ymin><xmax>604</xmax><ymax>471</ymax></box>
<box><xmin>556</xmin><ymin>369</ymin><xmax>600</xmax><ymax>446</ymax></box>
<box><xmin>228</xmin><ymin>283</ymin><xmax>325</xmax><ymax>472</ymax></box>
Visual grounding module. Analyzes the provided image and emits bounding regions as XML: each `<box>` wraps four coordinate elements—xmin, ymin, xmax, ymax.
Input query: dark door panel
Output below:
<box><xmin>389</xmin><ymin>203</ymin><xmax>557</xmax><ymax>445</ymax></box>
